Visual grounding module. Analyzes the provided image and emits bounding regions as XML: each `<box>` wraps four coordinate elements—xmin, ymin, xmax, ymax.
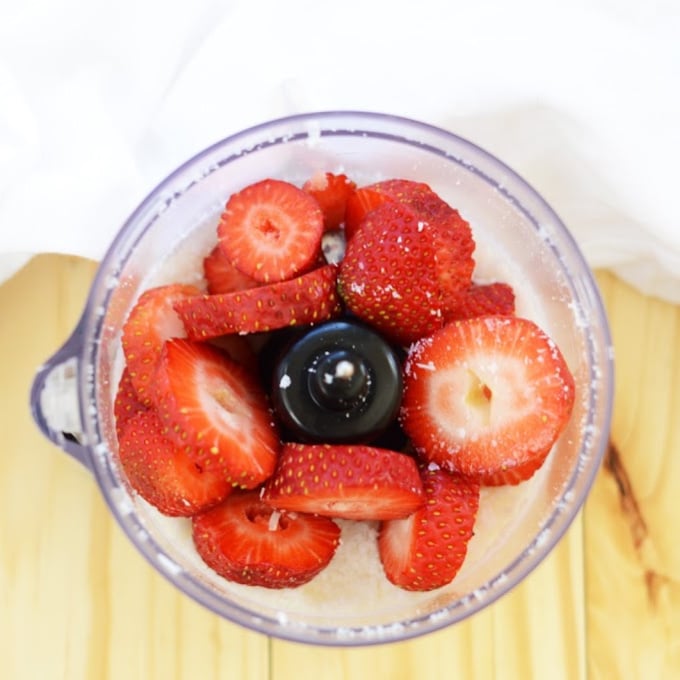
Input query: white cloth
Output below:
<box><xmin>1</xmin><ymin>0</ymin><xmax>679</xmax><ymax>302</ymax></box>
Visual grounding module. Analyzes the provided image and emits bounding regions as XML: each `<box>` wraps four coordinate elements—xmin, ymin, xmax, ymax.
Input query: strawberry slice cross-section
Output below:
<box><xmin>154</xmin><ymin>338</ymin><xmax>280</xmax><ymax>489</ymax></box>
<box><xmin>400</xmin><ymin>315</ymin><xmax>576</xmax><ymax>486</ymax></box>
<box><xmin>174</xmin><ymin>264</ymin><xmax>342</xmax><ymax>339</ymax></box>
<box><xmin>217</xmin><ymin>178</ymin><xmax>324</xmax><ymax>284</ymax></box>
<box><xmin>192</xmin><ymin>489</ymin><xmax>341</xmax><ymax>588</ymax></box>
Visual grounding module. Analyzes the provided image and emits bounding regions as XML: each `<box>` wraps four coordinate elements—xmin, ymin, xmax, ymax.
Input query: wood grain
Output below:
<box><xmin>0</xmin><ymin>256</ymin><xmax>678</xmax><ymax>680</ymax></box>
<box><xmin>585</xmin><ymin>272</ymin><xmax>680</xmax><ymax>680</ymax></box>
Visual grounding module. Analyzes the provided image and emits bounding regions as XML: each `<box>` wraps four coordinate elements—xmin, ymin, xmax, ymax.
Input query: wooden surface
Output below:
<box><xmin>1</xmin><ymin>254</ymin><xmax>678</xmax><ymax>680</ymax></box>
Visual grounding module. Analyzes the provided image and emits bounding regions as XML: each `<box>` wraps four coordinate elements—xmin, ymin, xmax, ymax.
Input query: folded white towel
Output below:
<box><xmin>1</xmin><ymin>0</ymin><xmax>678</xmax><ymax>302</ymax></box>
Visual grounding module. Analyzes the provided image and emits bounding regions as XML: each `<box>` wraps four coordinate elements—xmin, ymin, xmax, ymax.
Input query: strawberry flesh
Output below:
<box><xmin>400</xmin><ymin>315</ymin><xmax>576</xmax><ymax>485</ymax></box>
<box><xmin>203</xmin><ymin>245</ymin><xmax>261</xmax><ymax>294</ymax></box>
<box><xmin>121</xmin><ymin>283</ymin><xmax>200</xmax><ymax>402</ymax></box>
<box><xmin>117</xmin><ymin>410</ymin><xmax>232</xmax><ymax>516</ymax></box>
<box><xmin>303</xmin><ymin>171</ymin><xmax>357</xmax><ymax>231</ymax></box>
<box><xmin>444</xmin><ymin>282</ymin><xmax>516</xmax><ymax>321</ymax></box>
<box><xmin>263</xmin><ymin>443</ymin><xmax>425</xmax><ymax>520</ymax></box>
<box><xmin>218</xmin><ymin>178</ymin><xmax>324</xmax><ymax>283</ymax></box>
<box><xmin>192</xmin><ymin>490</ymin><xmax>341</xmax><ymax>588</ymax></box>
<box><xmin>378</xmin><ymin>466</ymin><xmax>480</xmax><ymax>591</ymax></box>
<box><xmin>174</xmin><ymin>264</ymin><xmax>342</xmax><ymax>339</ymax></box>
<box><xmin>154</xmin><ymin>338</ymin><xmax>280</xmax><ymax>488</ymax></box>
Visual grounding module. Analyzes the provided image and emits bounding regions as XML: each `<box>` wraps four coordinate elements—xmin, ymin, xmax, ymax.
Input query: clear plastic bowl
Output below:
<box><xmin>30</xmin><ymin>111</ymin><xmax>614</xmax><ymax>646</ymax></box>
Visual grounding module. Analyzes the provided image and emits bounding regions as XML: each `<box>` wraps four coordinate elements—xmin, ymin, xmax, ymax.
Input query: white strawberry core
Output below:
<box><xmin>428</xmin><ymin>356</ymin><xmax>533</xmax><ymax>440</ymax></box>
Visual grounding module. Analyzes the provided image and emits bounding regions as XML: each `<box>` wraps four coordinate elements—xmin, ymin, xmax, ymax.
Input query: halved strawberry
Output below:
<box><xmin>337</xmin><ymin>202</ymin><xmax>474</xmax><ymax>345</ymax></box>
<box><xmin>217</xmin><ymin>178</ymin><xmax>324</xmax><ymax>283</ymax></box>
<box><xmin>400</xmin><ymin>316</ymin><xmax>576</xmax><ymax>486</ymax></box>
<box><xmin>154</xmin><ymin>338</ymin><xmax>280</xmax><ymax>488</ymax></box>
<box><xmin>174</xmin><ymin>264</ymin><xmax>342</xmax><ymax>340</ymax></box>
<box><xmin>378</xmin><ymin>466</ymin><xmax>480</xmax><ymax>591</ymax></box>
<box><xmin>192</xmin><ymin>489</ymin><xmax>340</xmax><ymax>588</ymax></box>
<box><xmin>121</xmin><ymin>283</ymin><xmax>200</xmax><ymax>402</ymax></box>
<box><xmin>262</xmin><ymin>443</ymin><xmax>425</xmax><ymax>520</ymax></box>
<box><xmin>114</xmin><ymin>366</ymin><xmax>150</xmax><ymax>430</ymax></box>
<box><xmin>203</xmin><ymin>244</ymin><xmax>261</xmax><ymax>294</ymax></box>
<box><xmin>444</xmin><ymin>282</ymin><xmax>516</xmax><ymax>321</ymax></box>
<box><xmin>117</xmin><ymin>410</ymin><xmax>232</xmax><ymax>517</ymax></box>
<box><xmin>302</xmin><ymin>171</ymin><xmax>357</xmax><ymax>230</ymax></box>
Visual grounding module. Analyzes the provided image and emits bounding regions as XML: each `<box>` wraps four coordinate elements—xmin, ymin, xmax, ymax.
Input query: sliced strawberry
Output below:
<box><xmin>121</xmin><ymin>283</ymin><xmax>200</xmax><ymax>402</ymax></box>
<box><xmin>302</xmin><ymin>171</ymin><xmax>357</xmax><ymax>230</ymax></box>
<box><xmin>217</xmin><ymin>178</ymin><xmax>324</xmax><ymax>283</ymax></box>
<box><xmin>343</xmin><ymin>186</ymin><xmax>388</xmax><ymax>241</ymax></box>
<box><xmin>378</xmin><ymin>466</ymin><xmax>480</xmax><ymax>591</ymax></box>
<box><xmin>262</xmin><ymin>443</ymin><xmax>425</xmax><ymax>520</ymax></box>
<box><xmin>117</xmin><ymin>410</ymin><xmax>232</xmax><ymax>517</ymax></box>
<box><xmin>337</xmin><ymin>202</ymin><xmax>474</xmax><ymax>345</ymax></box>
<box><xmin>400</xmin><ymin>316</ymin><xmax>576</xmax><ymax>486</ymax></box>
<box><xmin>192</xmin><ymin>489</ymin><xmax>340</xmax><ymax>588</ymax></box>
<box><xmin>174</xmin><ymin>264</ymin><xmax>342</xmax><ymax>340</ymax></box>
<box><xmin>154</xmin><ymin>338</ymin><xmax>280</xmax><ymax>488</ymax></box>
<box><xmin>203</xmin><ymin>244</ymin><xmax>260</xmax><ymax>294</ymax></box>
<box><xmin>444</xmin><ymin>282</ymin><xmax>516</xmax><ymax>321</ymax></box>
<box><xmin>114</xmin><ymin>366</ymin><xmax>150</xmax><ymax>430</ymax></box>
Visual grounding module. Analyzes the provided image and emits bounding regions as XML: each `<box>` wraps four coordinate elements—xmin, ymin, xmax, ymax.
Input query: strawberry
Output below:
<box><xmin>192</xmin><ymin>489</ymin><xmax>340</xmax><ymax>588</ymax></box>
<box><xmin>203</xmin><ymin>245</ymin><xmax>260</xmax><ymax>294</ymax></box>
<box><xmin>154</xmin><ymin>338</ymin><xmax>280</xmax><ymax>489</ymax></box>
<box><xmin>262</xmin><ymin>443</ymin><xmax>425</xmax><ymax>520</ymax></box>
<box><xmin>344</xmin><ymin>178</ymin><xmax>451</xmax><ymax>240</ymax></box>
<box><xmin>302</xmin><ymin>171</ymin><xmax>357</xmax><ymax>230</ymax></box>
<box><xmin>114</xmin><ymin>366</ymin><xmax>149</xmax><ymax>430</ymax></box>
<box><xmin>117</xmin><ymin>410</ymin><xmax>232</xmax><ymax>517</ymax></box>
<box><xmin>444</xmin><ymin>282</ymin><xmax>516</xmax><ymax>321</ymax></box>
<box><xmin>217</xmin><ymin>178</ymin><xmax>324</xmax><ymax>283</ymax></box>
<box><xmin>174</xmin><ymin>264</ymin><xmax>342</xmax><ymax>340</ymax></box>
<box><xmin>378</xmin><ymin>466</ymin><xmax>480</xmax><ymax>591</ymax></box>
<box><xmin>343</xmin><ymin>185</ymin><xmax>388</xmax><ymax>241</ymax></box>
<box><xmin>337</xmin><ymin>202</ymin><xmax>474</xmax><ymax>345</ymax></box>
<box><xmin>121</xmin><ymin>283</ymin><xmax>200</xmax><ymax>402</ymax></box>
<box><xmin>399</xmin><ymin>315</ymin><xmax>576</xmax><ymax>486</ymax></box>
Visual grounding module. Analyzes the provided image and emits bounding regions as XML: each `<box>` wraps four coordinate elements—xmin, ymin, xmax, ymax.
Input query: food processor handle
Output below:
<box><xmin>30</xmin><ymin>315</ymin><xmax>93</xmax><ymax>471</ymax></box>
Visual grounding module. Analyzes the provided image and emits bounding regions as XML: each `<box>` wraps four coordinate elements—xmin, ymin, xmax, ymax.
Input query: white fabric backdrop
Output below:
<box><xmin>1</xmin><ymin>0</ymin><xmax>678</xmax><ymax>301</ymax></box>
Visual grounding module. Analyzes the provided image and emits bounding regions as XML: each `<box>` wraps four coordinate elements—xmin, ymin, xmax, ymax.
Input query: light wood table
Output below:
<box><xmin>1</xmin><ymin>254</ymin><xmax>678</xmax><ymax>680</ymax></box>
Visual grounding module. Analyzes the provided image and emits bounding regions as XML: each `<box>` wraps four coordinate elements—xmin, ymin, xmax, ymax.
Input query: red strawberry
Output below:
<box><xmin>302</xmin><ymin>171</ymin><xmax>357</xmax><ymax>230</ymax></box>
<box><xmin>117</xmin><ymin>410</ymin><xmax>232</xmax><ymax>517</ymax></box>
<box><xmin>192</xmin><ymin>489</ymin><xmax>340</xmax><ymax>588</ymax></box>
<box><xmin>378</xmin><ymin>466</ymin><xmax>480</xmax><ymax>591</ymax></box>
<box><xmin>217</xmin><ymin>178</ymin><xmax>324</xmax><ymax>283</ymax></box>
<box><xmin>121</xmin><ymin>283</ymin><xmax>200</xmax><ymax>402</ymax></box>
<box><xmin>337</xmin><ymin>202</ymin><xmax>474</xmax><ymax>345</ymax></box>
<box><xmin>262</xmin><ymin>443</ymin><xmax>425</xmax><ymax>520</ymax></box>
<box><xmin>114</xmin><ymin>366</ymin><xmax>149</xmax><ymax>430</ymax></box>
<box><xmin>444</xmin><ymin>282</ymin><xmax>516</xmax><ymax>321</ymax></box>
<box><xmin>154</xmin><ymin>338</ymin><xmax>280</xmax><ymax>488</ymax></box>
<box><xmin>343</xmin><ymin>185</ymin><xmax>388</xmax><ymax>241</ymax></box>
<box><xmin>344</xmin><ymin>179</ymin><xmax>452</xmax><ymax>240</ymax></box>
<box><xmin>203</xmin><ymin>245</ymin><xmax>260</xmax><ymax>294</ymax></box>
<box><xmin>400</xmin><ymin>316</ymin><xmax>576</xmax><ymax>486</ymax></box>
<box><xmin>174</xmin><ymin>264</ymin><xmax>342</xmax><ymax>340</ymax></box>
<box><xmin>344</xmin><ymin>179</ymin><xmax>429</xmax><ymax>234</ymax></box>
